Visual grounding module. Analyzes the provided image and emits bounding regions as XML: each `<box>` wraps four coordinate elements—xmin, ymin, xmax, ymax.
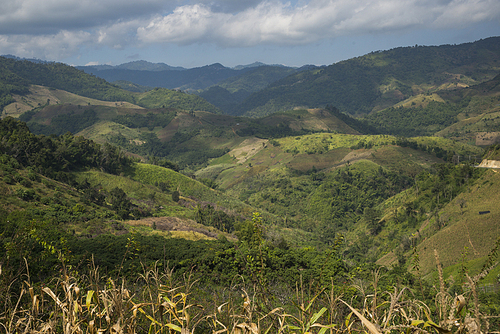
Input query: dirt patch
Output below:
<box><xmin>477</xmin><ymin>159</ymin><xmax>500</xmax><ymax>168</ymax></box>
<box><xmin>3</xmin><ymin>85</ymin><xmax>140</xmax><ymax>118</ymax></box>
<box><xmin>229</xmin><ymin>138</ymin><xmax>268</xmax><ymax>164</ymax></box>
<box><xmin>476</xmin><ymin>132</ymin><xmax>500</xmax><ymax>146</ymax></box>
<box><xmin>340</xmin><ymin>149</ymin><xmax>372</xmax><ymax>163</ymax></box>
<box><xmin>158</xmin><ymin>117</ymin><xmax>180</xmax><ymax>141</ymax></box>
<box><xmin>126</xmin><ymin>216</ymin><xmax>219</xmax><ymax>239</ymax></box>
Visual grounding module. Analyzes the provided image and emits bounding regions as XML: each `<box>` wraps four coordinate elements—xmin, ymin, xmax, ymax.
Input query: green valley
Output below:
<box><xmin>0</xmin><ymin>38</ymin><xmax>500</xmax><ymax>333</ymax></box>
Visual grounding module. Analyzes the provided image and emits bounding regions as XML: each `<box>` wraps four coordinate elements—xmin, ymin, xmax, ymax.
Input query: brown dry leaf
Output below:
<box><xmin>341</xmin><ymin>300</ymin><xmax>382</xmax><ymax>334</ymax></box>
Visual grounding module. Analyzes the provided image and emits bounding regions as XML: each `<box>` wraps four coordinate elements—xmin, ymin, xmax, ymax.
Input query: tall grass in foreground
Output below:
<box><xmin>0</xmin><ymin>245</ymin><xmax>499</xmax><ymax>334</ymax></box>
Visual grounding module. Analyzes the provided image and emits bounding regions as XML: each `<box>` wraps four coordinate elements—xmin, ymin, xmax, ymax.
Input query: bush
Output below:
<box><xmin>20</xmin><ymin>178</ymin><xmax>32</xmax><ymax>188</ymax></box>
<box><xmin>3</xmin><ymin>175</ymin><xmax>14</xmax><ymax>184</ymax></box>
<box><xmin>15</xmin><ymin>188</ymin><xmax>38</xmax><ymax>201</ymax></box>
<box><xmin>172</xmin><ymin>190</ymin><xmax>180</xmax><ymax>202</ymax></box>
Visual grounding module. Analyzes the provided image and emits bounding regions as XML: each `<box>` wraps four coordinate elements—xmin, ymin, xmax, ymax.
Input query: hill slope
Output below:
<box><xmin>0</xmin><ymin>56</ymin><xmax>221</xmax><ymax>116</ymax></box>
<box><xmin>234</xmin><ymin>37</ymin><xmax>500</xmax><ymax>117</ymax></box>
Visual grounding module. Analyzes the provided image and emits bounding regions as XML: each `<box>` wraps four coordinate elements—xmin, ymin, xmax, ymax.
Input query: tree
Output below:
<box><xmin>172</xmin><ymin>190</ymin><xmax>180</xmax><ymax>202</ymax></box>
<box><xmin>109</xmin><ymin>187</ymin><xmax>131</xmax><ymax>219</ymax></box>
<box><xmin>235</xmin><ymin>212</ymin><xmax>263</xmax><ymax>248</ymax></box>
<box><xmin>364</xmin><ymin>207</ymin><xmax>382</xmax><ymax>235</ymax></box>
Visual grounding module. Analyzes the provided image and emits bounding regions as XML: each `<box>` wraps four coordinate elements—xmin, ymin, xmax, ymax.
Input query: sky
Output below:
<box><xmin>0</xmin><ymin>0</ymin><xmax>499</xmax><ymax>68</ymax></box>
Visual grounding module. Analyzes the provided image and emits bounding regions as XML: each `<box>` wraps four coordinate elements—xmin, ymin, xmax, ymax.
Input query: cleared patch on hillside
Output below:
<box><xmin>414</xmin><ymin>170</ymin><xmax>500</xmax><ymax>275</ymax></box>
<box><xmin>125</xmin><ymin>216</ymin><xmax>224</xmax><ymax>241</ymax></box>
<box><xmin>369</xmin><ymin>146</ymin><xmax>442</xmax><ymax>174</ymax></box>
<box><xmin>394</xmin><ymin>93</ymin><xmax>445</xmax><ymax>108</ymax></box>
<box><xmin>158</xmin><ymin>116</ymin><xmax>180</xmax><ymax>141</ymax></box>
<box><xmin>476</xmin><ymin>131</ymin><xmax>500</xmax><ymax>146</ymax></box>
<box><xmin>306</xmin><ymin>109</ymin><xmax>359</xmax><ymax>133</ymax></box>
<box><xmin>76</xmin><ymin>121</ymin><xmax>143</xmax><ymax>145</ymax></box>
<box><xmin>286</xmin><ymin>148</ymin><xmax>350</xmax><ymax>172</ymax></box>
<box><xmin>228</xmin><ymin>137</ymin><xmax>268</xmax><ymax>164</ymax></box>
<box><xmin>3</xmin><ymin>85</ymin><xmax>141</xmax><ymax>118</ymax></box>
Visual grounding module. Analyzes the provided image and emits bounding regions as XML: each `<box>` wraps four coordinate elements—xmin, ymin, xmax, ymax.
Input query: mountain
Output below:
<box><xmin>232</xmin><ymin>61</ymin><xmax>291</xmax><ymax>70</ymax></box>
<box><xmin>233</xmin><ymin>37</ymin><xmax>500</xmax><ymax>117</ymax></box>
<box><xmin>361</xmin><ymin>73</ymin><xmax>500</xmax><ymax>140</ymax></box>
<box><xmin>76</xmin><ymin>62</ymin><xmax>257</xmax><ymax>91</ymax></box>
<box><xmin>115</xmin><ymin>60</ymin><xmax>185</xmax><ymax>71</ymax></box>
<box><xmin>196</xmin><ymin>65</ymin><xmax>313</xmax><ymax>113</ymax></box>
<box><xmin>3</xmin><ymin>42</ymin><xmax>500</xmax><ymax>275</ymax></box>
<box><xmin>0</xmin><ymin>56</ymin><xmax>221</xmax><ymax>115</ymax></box>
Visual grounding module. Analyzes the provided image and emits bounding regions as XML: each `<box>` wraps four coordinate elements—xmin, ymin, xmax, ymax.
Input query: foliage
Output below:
<box><xmin>236</xmin><ymin>118</ymin><xmax>311</xmax><ymax>138</ymax></box>
<box><xmin>0</xmin><ymin>56</ymin><xmax>133</xmax><ymax>104</ymax></box>
<box><xmin>0</xmin><ymin>117</ymin><xmax>131</xmax><ymax>176</ymax></box>
<box><xmin>0</xmin><ymin>56</ymin><xmax>221</xmax><ymax>116</ymax></box>
<box><xmin>1</xmin><ymin>234</ymin><xmax>499</xmax><ymax>333</ymax></box>
<box><xmin>195</xmin><ymin>204</ymin><xmax>238</xmax><ymax>232</ymax></box>
<box><xmin>113</xmin><ymin>110</ymin><xmax>176</xmax><ymax>130</ymax></box>
<box><xmin>30</xmin><ymin>107</ymin><xmax>100</xmax><ymax>136</ymax></box>
<box><xmin>233</xmin><ymin>37</ymin><xmax>500</xmax><ymax>116</ymax></box>
<box><xmin>363</xmin><ymin>99</ymin><xmax>471</xmax><ymax>136</ymax></box>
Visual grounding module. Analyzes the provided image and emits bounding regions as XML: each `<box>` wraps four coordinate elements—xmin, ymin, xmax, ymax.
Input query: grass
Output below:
<box><xmin>414</xmin><ymin>169</ymin><xmax>500</xmax><ymax>276</ymax></box>
<box><xmin>4</xmin><ymin>85</ymin><xmax>141</xmax><ymax>118</ymax></box>
<box><xmin>278</xmin><ymin>133</ymin><xmax>395</xmax><ymax>155</ymax></box>
<box><xmin>394</xmin><ymin>93</ymin><xmax>445</xmax><ymax>108</ymax></box>
<box><xmin>2</xmin><ymin>252</ymin><xmax>498</xmax><ymax>334</ymax></box>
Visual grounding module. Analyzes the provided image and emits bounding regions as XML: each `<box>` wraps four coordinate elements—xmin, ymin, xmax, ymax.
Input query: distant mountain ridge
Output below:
<box><xmin>73</xmin><ymin>37</ymin><xmax>500</xmax><ymax>118</ymax></box>
<box><xmin>76</xmin><ymin>62</ymin><xmax>259</xmax><ymax>91</ymax></box>
<box><xmin>233</xmin><ymin>37</ymin><xmax>500</xmax><ymax>117</ymax></box>
<box><xmin>0</xmin><ymin>56</ymin><xmax>221</xmax><ymax>114</ymax></box>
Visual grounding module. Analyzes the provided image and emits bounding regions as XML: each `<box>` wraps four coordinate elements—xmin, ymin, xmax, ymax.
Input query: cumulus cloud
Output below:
<box><xmin>0</xmin><ymin>0</ymin><xmax>167</xmax><ymax>35</ymax></box>
<box><xmin>0</xmin><ymin>0</ymin><xmax>499</xmax><ymax>61</ymax></box>
<box><xmin>187</xmin><ymin>0</ymin><xmax>264</xmax><ymax>13</ymax></box>
<box><xmin>432</xmin><ymin>0</ymin><xmax>500</xmax><ymax>28</ymax></box>
<box><xmin>0</xmin><ymin>30</ymin><xmax>93</xmax><ymax>59</ymax></box>
<box><xmin>136</xmin><ymin>0</ymin><xmax>500</xmax><ymax>47</ymax></box>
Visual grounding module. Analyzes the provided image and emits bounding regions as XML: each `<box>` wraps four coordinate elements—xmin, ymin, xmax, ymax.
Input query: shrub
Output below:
<box><xmin>172</xmin><ymin>190</ymin><xmax>180</xmax><ymax>202</ymax></box>
<box><xmin>20</xmin><ymin>178</ymin><xmax>32</xmax><ymax>188</ymax></box>
<box><xmin>15</xmin><ymin>188</ymin><xmax>38</xmax><ymax>201</ymax></box>
<box><xmin>3</xmin><ymin>175</ymin><xmax>14</xmax><ymax>184</ymax></box>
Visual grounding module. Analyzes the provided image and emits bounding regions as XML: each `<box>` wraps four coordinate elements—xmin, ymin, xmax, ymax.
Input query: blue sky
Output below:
<box><xmin>0</xmin><ymin>0</ymin><xmax>499</xmax><ymax>68</ymax></box>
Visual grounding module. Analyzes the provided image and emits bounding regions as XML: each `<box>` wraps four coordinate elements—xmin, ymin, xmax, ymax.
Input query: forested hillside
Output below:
<box><xmin>1</xmin><ymin>116</ymin><xmax>499</xmax><ymax>333</ymax></box>
<box><xmin>234</xmin><ymin>37</ymin><xmax>500</xmax><ymax>117</ymax></box>
<box><xmin>0</xmin><ymin>56</ymin><xmax>220</xmax><ymax>115</ymax></box>
<box><xmin>196</xmin><ymin>65</ymin><xmax>313</xmax><ymax>113</ymax></box>
<box><xmin>1</xmin><ymin>39</ymin><xmax>500</xmax><ymax>333</ymax></box>
<box><xmin>77</xmin><ymin>62</ymin><xmax>256</xmax><ymax>91</ymax></box>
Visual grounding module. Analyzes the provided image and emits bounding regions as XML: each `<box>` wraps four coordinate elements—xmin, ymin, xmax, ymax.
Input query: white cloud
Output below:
<box><xmin>136</xmin><ymin>0</ymin><xmax>500</xmax><ymax>47</ymax></box>
<box><xmin>0</xmin><ymin>0</ymin><xmax>168</xmax><ymax>34</ymax></box>
<box><xmin>0</xmin><ymin>30</ymin><xmax>92</xmax><ymax>59</ymax></box>
<box><xmin>0</xmin><ymin>0</ymin><xmax>498</xmax><ymax>61</ymax></box>
<box><xmin>433</xmin><ymin>0</ymin><xmax>500</xmax><ymax>28</ymax></box>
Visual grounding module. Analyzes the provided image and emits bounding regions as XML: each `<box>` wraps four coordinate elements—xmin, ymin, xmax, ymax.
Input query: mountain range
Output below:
<box><xmin>1</xmin><ymin>37</ymin><xmax>500</xmax><ymax>287</ymax></box>
<box><xmin>71</xmin><ymin>37</ymin><xmax>500</xmax><ymax>118</ymax></box>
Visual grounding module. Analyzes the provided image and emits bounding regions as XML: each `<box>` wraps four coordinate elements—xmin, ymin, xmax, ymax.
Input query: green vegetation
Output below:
<box><xmin>113</xmin><ymin>110</ymin><xmax>176</xmax><ymax>129</ymax></box>
<box><xmin>197</xmin><ymin>65</ymin><xmax>301</xmax><ymax>113</ymax></box>
<box><xmin>0</xmin><ymin>56</ymin><xmax>220</xmax><ymax>115</ymax></box>
<box><xmin>0</xmin><ymin>56</ymin><xmax>133</xmax><ymax>103</ymax></box>
<box><xmin>2</xmin><ymin>39</ymin><xmax>500</xmax><ymax>333</ymax></box>
<box><xmin>233</xmin><ymin>37</ymin><xmax>500</xmax><ymax>117</ymax></box>
<box><xmin>364</xmin><ymin>99</ymin><xmax>470</xmax><ymax>136</ymax></box>
<box><xmin>136</xmin><ymin>87</ymin><xmax>221</xmax><ymax>113</ymax></box>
